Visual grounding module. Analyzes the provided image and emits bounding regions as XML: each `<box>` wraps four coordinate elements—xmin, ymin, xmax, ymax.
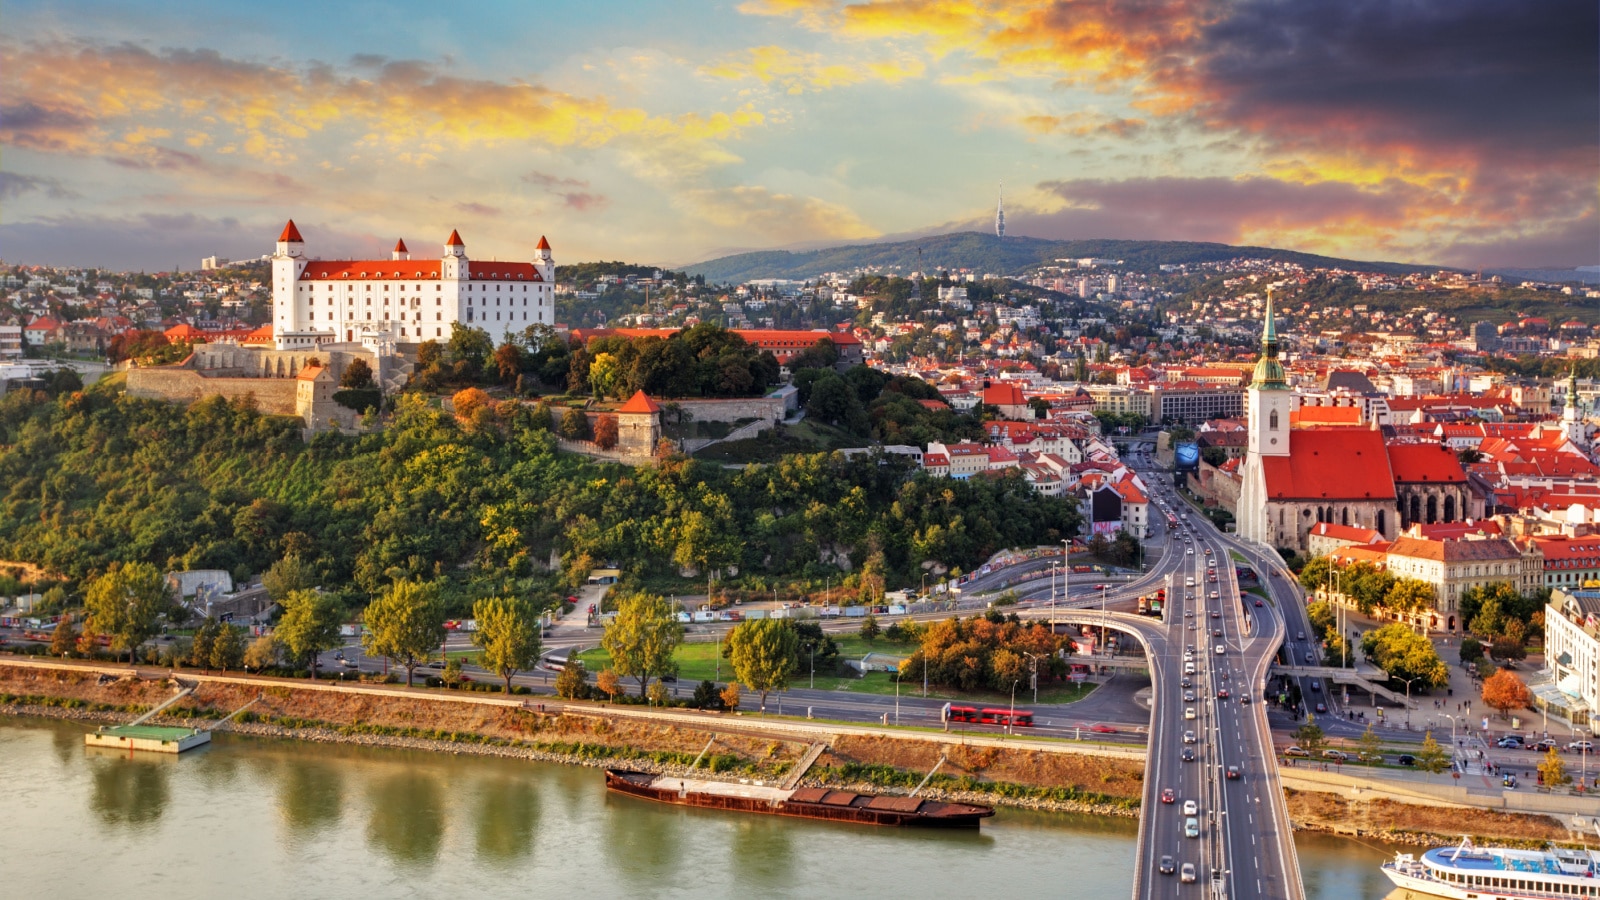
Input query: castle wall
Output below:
<box><xmin>673</xmin><ymin>396</ymin><xmax>787</xmax><ymax>424</ymax></box>
<box><xmin>126</xmin><ymin>367</ymin><xmax>301</xmax><ymax>415</ymax></box>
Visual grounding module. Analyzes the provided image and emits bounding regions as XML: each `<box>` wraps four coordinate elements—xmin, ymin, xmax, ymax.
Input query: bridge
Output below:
<box><xmin>1271</xmin><ymin>664</ymin><xmax>1415</xmax><ymax>708</ymax></box>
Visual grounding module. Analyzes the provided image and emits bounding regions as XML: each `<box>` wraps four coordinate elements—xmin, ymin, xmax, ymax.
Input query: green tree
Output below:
<box><xmin>1384</xmin><ymin>578</ymin><xmax>1436</xmax><ymax>615</ymax></box>
<box><xmin>362</xmin><ymin>579</ymin><xmax>446</xmax><ymax>687</ymax></box>
<box><xmin>1358</xmin><ymin>723</ymin><xmax>1383</xmax><ymax>764</ymax></box>
<box><xmin>471</xmin><ymin>595</ymin><xmax>543</xmax><ymax>694</ymax></box>
<box><xmin>1469</xmin><ymin>595</ymin><xmax>1506</xmax><ymax>638</ymax></box>
<box><xmin>210</xmin><ymin>624</ymin><xmax>245</xmax><ymax>672</ymax></box>
<box><xmin>1293</xmin><ymin>716</ymin><xmax>1326</xmax><ymax>753</ymax></box>
<box><xmin>442</xmin><ymin>656</ymin><xmax>464</xmax><ymax>688</ymax></box>
<box><xmin>262</xmin><ymin>555</ymin><xmax>315</xmax><ymax>603</ymax></box>
<box><xmin>647</xmin><ymin>679</ymin><xmax>670</xmax><ymax>707</ymax></box>
<box><xmin>83</xmin><ymin>561</ymin><xmax>167</xmax><ymax>663</ymax></box>
<box><xmin>1416</xmin><ymin>731</ymin><xmax>1452</xmax><ymax>775</ymax></box>
<box><xmin>190</xmin><ymin>616</ymin><xmax>221</xmax><ymax>671</ymax></box>
<box><xmin>1539</xmin><ymin>746</ymin><xmax>1571</xmax><ymax>788</ymax></box>
<box><xmin>340</xmin><ymin>358</ymin><xmax>374</xmax><ymax>390</ymax></box>
<box><xmin>726</xmin><ymin>618</ymin><xmax>800</xmax><ymax>712</ymax></box>
<box><xmin>559</xmin><ymin>407</ymin><xmax>590</xmax><ymax>440</ymax></box>
<box><xmin>554</xmin><ymin>663</ymin><xmax>586</xmax><ymax>699</ymax></box>
<box><xmin>1459</xmin><ymin>636</ymin><xmax>1484</xmax><ymax>665</ymax></box>
<box><xmin>1360</xmin><ymin>623</ymin><xmax>1449</xmax><ymax>688</ymax></box>
<box><xmin>276</xmin><ymin>589</ymin><xmax>344</xmax><ymax>679</ymax></box>
<box><xmin>244</xmin><ymin>634</ymin><xmax>281</xmax><ymax>671</ymax></box>
<box><xmin>50</xmin><ymin>615</ymin><xmax>79</xmax><ymax>658</ymax></box>
<box><xmin>859</xmin><ymin>613</ymin><xmax>881</xmax><ymax>642</ymax></box>
<box><xmin>601</xmin><ymin>592</ymin><xmax>683</xmax><ymax>697</ymax></box>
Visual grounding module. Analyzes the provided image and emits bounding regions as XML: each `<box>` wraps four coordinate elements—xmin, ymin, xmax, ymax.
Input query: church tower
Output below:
<box><xmin>1246</xmin><ymin>288</ymin><xmax>1292</xmax><ymax>458</ymax></box>
<box><xmin>1565</xmin><ymin>365</ymin><xmax>1587</xmax><ymax>447</ymax></box>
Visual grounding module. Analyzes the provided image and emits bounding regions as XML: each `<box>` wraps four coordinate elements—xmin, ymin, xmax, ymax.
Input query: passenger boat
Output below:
<box><xmin>1381</xmin><ymin>836</ymin><xmax>1600</xmax><ymax>898</ymax></box>
<box><xmin>603</xmin><ymin>769</ymin><xmax>994</xmax><ymax>828</ymax></box>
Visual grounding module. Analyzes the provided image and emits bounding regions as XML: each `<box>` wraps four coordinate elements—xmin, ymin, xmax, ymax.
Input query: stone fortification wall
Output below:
<box><xmin>675</xmin><ymin>395</ymin><xmax>787</xmax><ymax>424</ymax></box>
<box><xmin>126</xmin><ymin>367</ymin><xmax>300</xmax><ymax>415</ymax></box>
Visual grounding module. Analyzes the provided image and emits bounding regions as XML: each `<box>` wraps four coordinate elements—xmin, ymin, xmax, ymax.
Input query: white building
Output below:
<box><xmin>271</xmin><ymin>220</ymin><xmax>554</xmax><ymax>350</ymax></box>
<box><xmin>1544</xmin><ymin>590</ymin><xmax>1598</xmax><ymax>728</ymax></box>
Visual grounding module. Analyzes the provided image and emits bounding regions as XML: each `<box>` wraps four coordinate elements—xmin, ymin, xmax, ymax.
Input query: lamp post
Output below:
<box><xmin>1023</xmin><ymin>651</ymin><xmax>1041</xmax><ymax>704</ymax></box>
<box><xmin>1396</xmin><ymin>676</ymin><xmax>1418</xmax><ymax>729</ymax></box>
<box><xmin>1008</xmin><ymin>678</ymin><xmax>1019</xmax><ymax>735</ymax></box>
<box><xmin>1060</xmin><ymin>538</ymin><xmax>1070</xmax><ymax>624</ymax></box>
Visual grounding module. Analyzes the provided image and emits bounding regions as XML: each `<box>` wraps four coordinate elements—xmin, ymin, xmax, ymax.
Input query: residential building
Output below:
<box><xmin>1544</xmin><ymin>589</ymin><xmax>1598</xmax><ymax>727</ymax></box>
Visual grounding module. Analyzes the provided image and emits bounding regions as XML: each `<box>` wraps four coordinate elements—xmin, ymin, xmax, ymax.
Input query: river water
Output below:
<box><xmin>2</xmin><ymin>717</ymin><xmax>1404</xmax><ymax>898</ymax></box>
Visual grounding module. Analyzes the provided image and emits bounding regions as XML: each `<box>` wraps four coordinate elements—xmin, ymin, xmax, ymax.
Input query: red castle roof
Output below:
<box><xmin>296</xmin><ymin>261</ymin><xmax>542</xmax><ymax>282</ymax></box>
<box><xmin>394</xmin><ymin>238</ymin><xmax>408</xmax><ymax>252</ymax></box>
<box><xmin>537</xmin><ymin>235</ymin><xmax>551</xmax><ymax>250</ymax></box>
<box><xmin>446</xmin><ymin>229</ymin><xmax>464</xmax><ymax>246</ymax></box>
<box><xmin>1386</xmin><ymin>442</ymin><xmax>1468</xmax><ymax>483</ymax></box>
<box><xmin>618</xmin><ymin>390</ymin><xmax>662</xmax><ymax>414</ymax></box>
<box><xmin>278</xmin><ymin>220</ymin><xmax>303</xmax><ymax>242</ymax></box>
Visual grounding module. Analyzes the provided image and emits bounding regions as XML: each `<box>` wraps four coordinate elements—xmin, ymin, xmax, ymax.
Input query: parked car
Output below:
<box><xmin>1321</xmin><ymin>749</ymin><xmax>1347</xmax><ymax>762</ymax></box>
<box><xmin>1283</xmin><ymin>746</ymin><xmax>1311</xmax><ymax>758</ymax></box>
<box><xmin>1496</xmin><ymin>736</ymin><xmax>1524</xmax><ymax>749</ymax></box>
<box><xmin>1569</xmin><ymin>740</ymin><xmax>1595</xmax><ymax>753</ymax></box>
<box><xmin>1395</xmin><ymin>754</ymin><xmax>1416</xmax><ymax>766</ymax></box>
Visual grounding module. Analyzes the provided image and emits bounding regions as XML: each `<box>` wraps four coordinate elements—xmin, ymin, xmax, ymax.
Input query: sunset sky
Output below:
<box><xmin>1</xmin><ymin>0</ymin><xmax>1595</xmax><ymax>271</ymax></box>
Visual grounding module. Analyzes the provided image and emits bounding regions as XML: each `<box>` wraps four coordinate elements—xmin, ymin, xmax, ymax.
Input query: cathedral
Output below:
<box><xmin>1237</xmin><ymin>293</ymin><xmax>1401</xmax><ymax>551</ymax></box>
<box><xmin>270</xmin><ymin>221</ymin><xmax>555</xmax><ymax>350</ymax></box>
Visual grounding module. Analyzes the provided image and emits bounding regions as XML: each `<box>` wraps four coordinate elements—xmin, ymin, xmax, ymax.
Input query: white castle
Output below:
<box><xmin>270</xmin><ymin>220</ymin><xmax>555</xmax><ymax>350</ymax></box>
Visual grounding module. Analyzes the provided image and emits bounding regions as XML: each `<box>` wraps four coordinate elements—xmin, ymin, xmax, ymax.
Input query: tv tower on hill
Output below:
<box><xmin>995</xmin><ymin>182</ymin><xmax>1006</xmax><ymax>238</ymax></box>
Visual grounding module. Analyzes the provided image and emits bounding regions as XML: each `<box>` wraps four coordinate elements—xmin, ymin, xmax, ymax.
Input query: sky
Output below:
<box><xmin>1</xmin><ymin>0</ymin><xmax>1595</xmax><ymax>272</ymax></box>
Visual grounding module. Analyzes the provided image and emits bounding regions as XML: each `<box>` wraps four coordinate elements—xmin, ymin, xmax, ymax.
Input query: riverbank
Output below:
<box><xmin>0</xmin><ymin>658</ymin><xmax>1578</xmax><ymax>846</ymax></box>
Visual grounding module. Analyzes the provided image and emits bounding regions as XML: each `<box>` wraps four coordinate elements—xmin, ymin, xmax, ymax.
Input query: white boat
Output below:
<box><xmin>1381</xmin><ymin>836</ymin><xmax>1600</xmax><ymax>898</ymax></box>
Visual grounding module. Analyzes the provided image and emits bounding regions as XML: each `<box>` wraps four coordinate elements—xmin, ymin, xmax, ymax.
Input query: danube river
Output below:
<box><xmin>3</xmin><ymin>717</ymin><xmax>1402</xmax><ymax>898</ymax></box>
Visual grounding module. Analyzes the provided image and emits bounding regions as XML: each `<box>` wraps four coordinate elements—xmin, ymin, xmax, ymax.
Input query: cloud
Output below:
<box><xmin>700</xmin><ymin>45</ymin><xmax>923</xmax><ymax>94</ymax></box>
<box><xmin>0</xmin><ymin>212</ymin><xmax>380</xmax><ymax>270</ymax></box>
<box><xmin>522</xmin><ymin>170</ymin><xmax>610</xmax><ymax>212</ymax></box>
<box><xmin>0</xmin><ymin>39</ymin><xmax>764</xmax><ymax>169</ymax></box>
<box><xmin>0</xmin><ymin>172</ymin><xmax>77</xmax><ymax>200</ymax></box>
<box><xmin>454</xmin><ymin>202</ymin><xmax>501</xmax><ymax>217</ymax></box>
<box><xmin>678</xmin><ymin>185</ymin><xmax>877</xmax><ymax>244</ymax></box>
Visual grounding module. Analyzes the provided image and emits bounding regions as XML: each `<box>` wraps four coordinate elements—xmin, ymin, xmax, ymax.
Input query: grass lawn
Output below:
<box><xmin>1229</xmin><ymin>550</ymin><xmax>1247</xmax><ymax>564</ymax></box>
<box><xmin>579</xmin><ymin>635</ymin><xmax>1098</xmax><ymax>705</ymax></box>
<box><xmin>693</xmin><ymin>420</ymin><xmax>868</xmax><ymax>464</ymax></box>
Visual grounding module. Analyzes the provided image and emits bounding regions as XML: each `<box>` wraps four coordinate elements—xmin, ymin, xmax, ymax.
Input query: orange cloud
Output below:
<box><xmin>701</xmin><ymin>45</ymin><xmax>923</xmax><ymax>93</ymax></box>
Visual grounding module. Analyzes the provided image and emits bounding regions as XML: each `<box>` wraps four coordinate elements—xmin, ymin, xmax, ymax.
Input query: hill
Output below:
<box><xmin>682</xmin><ymin>232</ymin><xmax>1436</xmax><ymax>283</ymax></box>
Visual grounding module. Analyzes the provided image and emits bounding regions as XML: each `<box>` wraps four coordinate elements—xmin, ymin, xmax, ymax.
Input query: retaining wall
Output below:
<box><xmin>126</xmin><ymin>368</ymin><xmax>299</xmax><ymax>415</ymax></box>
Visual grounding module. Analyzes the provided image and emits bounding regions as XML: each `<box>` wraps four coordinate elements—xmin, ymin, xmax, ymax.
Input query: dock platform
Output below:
<box><xmin>85</xmin><ymin>724</ymin><xmax>211</xmax><ymax>754</ymax></box>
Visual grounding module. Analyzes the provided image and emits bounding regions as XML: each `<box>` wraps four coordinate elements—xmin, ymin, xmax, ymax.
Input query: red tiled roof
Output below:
<box><xmin>1309</xmin><ymin>522</ymin><xmax>1384</xmax><ymax>544</ymax></box>
<box><xmin>1386</xmin><ymin>442</ymin><xmax>1467</xmax><ymax>483</ymax></box>
<box><xmin>1291</xmin><ymin>406</ymin><xmax>1361</xmax><ymax>427</ymax></box>
<box><xmin>164</xmin><ymin>323</ymin><xmax>206</xmax><ymax>340</ymax></box>
<box><xmin>278</xmin><ymin>220</ymin><xmax>303</xmax><ymax>242</ymax></box>
<box><xmin>617</xmin><ymin>390</ymin><xmax>661</xmax><ymax>414</ymax></box>
<box><xmin>393</xmin><ymin>238</ymin><xmax>408</xmax><ymax>252</ymax></box>
<box><xmin>537</xmin><ymin>235</ymin><xmax>551</xmax><ymax>251</ymax></box>
<box><xmin>982</xmin><ymin>383</ymin><xmax>1025</xmax><ymax>406</ymax></box>
<box><xmin>296</xmin><ymin>260</ymin><xmax>541</xmax><ymax>281</ymax></box>
<box><xmin>1261</xmin><ymin>427</ymin><xmax>1396</xmax><ymax>501</ymax></box>
<box><xmin>446</xmin><ymin>229</ymin><xmax>464</xmax><ymax>246</ymax></box>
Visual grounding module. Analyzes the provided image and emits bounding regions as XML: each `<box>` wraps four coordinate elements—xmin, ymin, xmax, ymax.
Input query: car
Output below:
<box><xmin>1180</xmin><ymin>863</ymin><xmax>1197</xmax><ymax>883</ymax></box>
<box><xmin>1184</xmin><ymin>609</ymin><xmax>1194</xmax><ymax>618</ymax></box>
<box><xmin>1496</xmin><ymin>736</ymin><xmax>1524</xmax><ymax>749</ymax></box>
<box><xmin>1090</xmin><ymin>723</ymin><xmax>1118</xmax><ymax>734</ymax></box>
<box><xmin>1184</xmin><ymin>690</ymin><xmax>1196</xmax><ymax>702</ymax></box>
<box><xmin>1240</xmin><ymin>694</ymin><xmax>1252</xmax><ymax>705</ymax></box>
<box><xmin>1322</xmin><ymin>749</ymin><xmax>1347</xmax><ymax>762</ymax></box>
<box><xmin>1533</xmin><ymin>738</ymin><xmax>1559</xmax><ymax>751</ymax></box>
<box><xmin>1216</xmin><ymin>688</ymin><xmax>1229</xmax><ymax>699</ymax></box>
<box><xmin>1182</xmin><ymin>748</ymin><xmax>1196</xmax><ymax>762</ymax></box>
<box><xmin>1210</xmin><ymin>610</ymin><xmax>1220</xmax><ymax>619</ymax></box>
<box><xmin>1284</xmin><ymin>746</ymin><xmax>1311</xmax><ymax>758</ymax></box>
<box><xmin>423</xmin><ymin>659</ymin><xmax>446</xmax><ymax>669</ymax></box>
<box><xmin>1161</xmin><ymin>788</ymin><xmax>1176</xmax><ymax>804</ymax></box>
<box><xmin>1183</xmin><ymin>730</ymin><xmax>1197</xmax><ymax>744</ymax></box>
<box><xmin>1185</xmin><ymin>707</ymin><xmax>1197</xmax><ymax>720</ymax></box>
<box><xmin>1092</xmin><ymin>583</ymin><xmax>1107</xmax><ymax>590</ymax></box>
<box><xmin>1569</xmin><ymin>740</ymin><xmax>1595</xmax><ymax>753</ymax></box>
<box><xmin>1182</xmin><ymin>799</ymin><xmax>1198</xmax><ymax>815</ymax></box>
<box><xmin>1204</xmin><ymin>548</ymin><xmax>1212</xmax><ymax>555</ymax></box>
<box><xmin>1297</xmin><ymin>631</ymin><xmax>1306</xmax><ymax>641</ymax></box>
<box><xmin>1226</xmin><ymin>766</ymin><xmax>1240</xmax><ymax>780</ymax></box>
<box><xmin>1187</xmin><ymin>548</ymin><xmax>1194</xmax><ymax>555</ymax></box>
<box><xmin>1159</xmin><ymin>855</ymin><xmax>1176</xmax><ymax>875</ymax></box>
<box><xmin>1214</xmin><ymin>644</ymin><xmax>1225</xmax><ymax>655</ymax></box>
<box><xmin>1315</xmin><ymin>702</ymin><xmax>1327</xmax><ymax>714</ymax></box>
<box><xmin>1309</xmin><ymin>680</ymin><xmax>1322</xmax><ymax>692</ymax></box>
<box><xmin>1212</xmin><ymin>628</ymin><xmax>1223</xmax><ymax>637</ymax></box>
<box><xmin>1184</xmin><ymin>816</ymin><xmax>1200</xmax><ymax>838</ymax></box>
<box><xmin>340</xmin><ymin>658</ymin><xmax>359</xmax><ymax>669</ymax></box>
<box><xmin>1185</xmin><ymin>663</ymin><xmax>1196</xmax><ymax>675</ymax></box>
<box><xmin>1254</xmin><ymin>599</ymin><xmax>1263</xmax><ymax>607</ymax></box>
<box><xmin>1396</xmin><ymin>754</ymin><xmax>1416</xmax><ymax>766</ymax></box>
<box><xmin>1181</xmin><ymin>677</ymin><xmax>1192</xmax><ymax>688</ymax></box>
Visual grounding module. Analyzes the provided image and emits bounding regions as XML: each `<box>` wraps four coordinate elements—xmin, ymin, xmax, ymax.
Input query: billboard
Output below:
<box><xmin>1175</xmin><ymin>442</ymin><xmax>1200</xmax><ymax>470</ymax></box>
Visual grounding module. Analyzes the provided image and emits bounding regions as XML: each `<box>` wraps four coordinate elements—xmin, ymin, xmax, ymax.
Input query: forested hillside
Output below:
<box><xmin>0</xmin><ymin>384</ymin><xmax>1079</xmax><ymax>614</ymax></box>
<box><xmin>684</xmin><ymin>232</ymin><xmax>1433</xmax><ymax>283</ymax></box>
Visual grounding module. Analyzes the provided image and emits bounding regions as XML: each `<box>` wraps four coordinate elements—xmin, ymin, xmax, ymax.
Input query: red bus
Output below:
<box><xmin>946</xmin><ymin>705</ymin><xmax>981</xmax><ymax>723</ymax></box>
<box><xmin>979</xmin><ymin>708</ymin><xmax>1035</xmax><ymax>727</ymax></box>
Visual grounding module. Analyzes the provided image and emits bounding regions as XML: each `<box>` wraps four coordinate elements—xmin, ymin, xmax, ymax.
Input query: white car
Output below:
<box><xmin>1180</xmin><ymin>863</ymin><xmax>1197</xmax><ymax>883</ymax></box>
<box><xmin>1182</xmin><ymin>800</ymin><xmax>1198</xmax><ymax>815</ymax></box>
<box><xmin>1185</xmin><ymin>707</ymin><xmax>1196</xmax><ymax>720</ymax></box>
<box><xmin>1183</xmin><ymin>730</ymin><xmax>1196</xmax><ymax>743</ymax></box>
<box><xmin>1214</xmin><ymin>645</ymin><xmax>1225</xmax><ymax>655</ymax></box>
<box><xmin>1186</xmin><ymin>548</ymin><xmax>1194</xmax><ymax>555</ymax></box>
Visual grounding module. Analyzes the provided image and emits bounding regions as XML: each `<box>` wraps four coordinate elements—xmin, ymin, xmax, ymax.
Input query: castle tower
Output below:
<box><xmin>442</xmin><ymin>229</ymin><xmax>467</xmax><ymax>281</ymax></box>
<box><xmin>271</xmin><ymin>220</ymin><xmax>309</xmax><ymax>340</ymax></box>
<box><xmin>392</xmin><ymin>239</ymin><xmax>409</xmax><ymax>261</ymax></box>
<box><xmin>535</xmin><ymin>234</ymin><xmax>554</xmax><ymax>282</ymax></box>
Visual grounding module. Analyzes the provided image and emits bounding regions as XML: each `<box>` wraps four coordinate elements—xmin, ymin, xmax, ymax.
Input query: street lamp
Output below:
<box><xmin>1023</xmin><ymin>651</ymin><xmax>1041</xmax><ymax>704</ymax></box>
<box><xmin>1395</xmin><ymin>675</ymin><xmax>1418</xmax><ymax>729</ymax></box>
<box><xmin>1008</xmin><ymin>678</ymin><xmax>1020</xmax><ymax>735</ymax></box>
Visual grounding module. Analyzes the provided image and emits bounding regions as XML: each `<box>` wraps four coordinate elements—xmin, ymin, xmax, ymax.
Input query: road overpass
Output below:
<box><xmin>1270</xmin><ymin>664</ymin><xmax>1415</xmax><ymax>709</ymax></box>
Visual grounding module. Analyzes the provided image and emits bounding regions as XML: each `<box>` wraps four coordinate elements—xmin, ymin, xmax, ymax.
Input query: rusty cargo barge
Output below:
<box><xmin>604</xmin><ymin>769</ymin><xmax>995</xmax><ymax>828</ymax></box>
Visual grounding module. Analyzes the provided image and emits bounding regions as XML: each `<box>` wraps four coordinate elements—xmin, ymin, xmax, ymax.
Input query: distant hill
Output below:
<box><xmin>682</xmin><ymin>232</ymin><xmax>1436</xmax><ymax>283</ymax></box>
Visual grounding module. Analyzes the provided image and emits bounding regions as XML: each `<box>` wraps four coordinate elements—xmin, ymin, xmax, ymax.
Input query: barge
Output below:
<box><xmin>604</xmin><ymin>769</ymin><xmax>995</xmax><ymax>828</ymax></box>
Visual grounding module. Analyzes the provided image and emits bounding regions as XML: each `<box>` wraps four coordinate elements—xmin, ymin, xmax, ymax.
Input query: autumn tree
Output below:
<box><xmin>471</xmin><ymin>595</ymin><xmax>542</xmax><ymax>694</ymax></box>
<box><xmin>720</xmin><ymin>681</ymin><xmax>741</xmax><ymax>711</ymax></box>
<box><xmin>244</xmin><ymin>634</ymin><xmax>281</xmax><ymax>671</ymax></box>
<box><xmin>601</xmin><ymin>592</ymin><xmax>683</xmax><ymax>697</ymax></box>
<box><xmin>363</xmin><ymin>579</ymin><xmax>446</xmax><ymax>687</ymax></box>
<box><xmin>1384</xmin><ymin>578</ymin><xmax>1436</xmax><ymax>615</ymax></box>
<box><xmin>726</xmin><ymin>618</ymin><xmax>799</xmax><ymax>713</ymax></box>
<box><xmin>1358</xmin><ymin>723</ymin><xmax>1383</xmax><ymax>764</ymax></box>
<box><xmin>452</xmin><ymin>387</ymin><xmax>493</xmax><ymax>422</ymax></box>
<box><xmin>50</xmin><ymin>615</ymin><xmax>79</xmax><ymax>658</ymax></box>
<box><xmin>559</xmin><ymin>407</ymin><xmax>590</xmax><ymax>440</ymax></box>
<box><xmin>596</xmin><ymin>668</ymin><xmax>624</xmax><ymax>700</ymax></box>
<box><xmin>83</xmin><ymin>562</ymin><xmax>167</xmax><ymax>663</ymax></box>
<box><xmin>1481</xmin><ymin>668</ymin><xmax>1533</xmax><ymax>719</ymax></box>
<box><xmin>554</xmin><ymin>663</ymin><xmax>586</xmax><ymax>699</ymax></box>
<box><xmin>593</xmin><ymin>415</ymin><xmax>619</xmax><ymax>450</ymax></box>
<box><xmin>1539</xmin><ymin>746</ymin><xmax>1571</xmax><ymax>788</ymax></box>
<box><xmin>1416</xmin><ymin>731</ymin><xmax>1452</xmax><ymax>775</ymax></box>
<box><xmin>276</xmin><ymin>589</ymin><xmax>344</xmax><ymax>679</ymax></box>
